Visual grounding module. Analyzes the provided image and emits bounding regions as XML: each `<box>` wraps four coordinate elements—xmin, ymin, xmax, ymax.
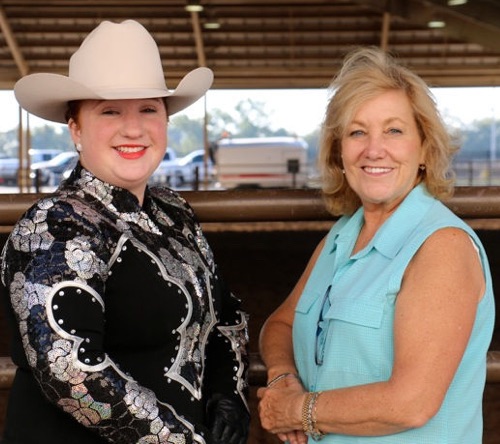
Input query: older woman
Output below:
<box><xmin>258</xmin><ymin>47</ymin><xmax>494</xmax><ymax>444</ymax></box>
<box><xmin>1</xmin><ymin>20</ymin><xmax>249</xmax><ymax>444</ymax></box>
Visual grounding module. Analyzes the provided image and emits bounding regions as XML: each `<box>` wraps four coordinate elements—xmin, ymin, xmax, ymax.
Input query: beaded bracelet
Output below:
<box><xmin>301</xmin><ymin>391</ymin><xmax>324</xmax><ymax>441</ymax></box>
<box><xmin>266</xmin><ymin>372</ymin><xmax>297</xmax><ymax>388</ymax></box>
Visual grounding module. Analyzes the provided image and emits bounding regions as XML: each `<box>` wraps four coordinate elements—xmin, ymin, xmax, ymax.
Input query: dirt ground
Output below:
<box><xmin>1</xmin><ymin>225</ymin><xmax>499</xmax><ymax>442</ymax></box>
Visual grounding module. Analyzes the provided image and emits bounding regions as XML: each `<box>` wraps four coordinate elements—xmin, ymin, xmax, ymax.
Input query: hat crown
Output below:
<box><xmin>69</xmin><ymin>20</ymin><xmax>168</xmax><ymax>96</ymax></box>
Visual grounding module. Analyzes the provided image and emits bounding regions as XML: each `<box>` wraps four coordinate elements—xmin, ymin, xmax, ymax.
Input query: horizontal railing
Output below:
<box><xmin>1</xmin><ymin>186</ymin><xmax>500</xmax><ymax>226</ymax></box>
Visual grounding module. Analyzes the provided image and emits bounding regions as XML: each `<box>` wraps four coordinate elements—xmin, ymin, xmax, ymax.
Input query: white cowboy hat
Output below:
<box><xmin>14</xmin><ymin>19</ymin><xmax>213</xmax><ymax>123</ymax></box>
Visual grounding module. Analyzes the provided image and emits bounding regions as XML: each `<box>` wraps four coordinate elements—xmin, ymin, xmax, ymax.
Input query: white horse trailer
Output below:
<box><xmin>215</xmin><ymin>136</ymin><xmax>309</xmax><ymax>189</ymax></box>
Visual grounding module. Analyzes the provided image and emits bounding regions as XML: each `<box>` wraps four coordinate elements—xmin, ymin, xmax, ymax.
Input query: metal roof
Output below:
<box><xmin>1</xmin><ymin>0</ymin><xmax>500</xmax><ymax>91</ymax></box>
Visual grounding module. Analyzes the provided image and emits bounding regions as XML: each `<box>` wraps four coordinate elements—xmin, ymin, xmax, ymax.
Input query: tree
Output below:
<box><xmin>206</xmin><ymin>107</ymin><xmax>239</xmax><ymax>140</ymax></box>
<box><xmin>234</xmin><ymin>99</ymin><xmax>283</xmax><ymax>138</ymax></box>
<box><xmin>0</xmin><ymin>128</ymin><xmax>18</xmax><ymax>157</ymax></box>
<box><xmin>0</xmin><ymin>125</ymin><xmax>73</xmax><ymax>157</ymax></box>
<box><xmin>31</xmin><ymin>125</ymin><xmax>72</xmax><ymax>151</ymax></box>
<box><xmin>456</xmin><ymin>119</ymin><xmax>500</xmax><ymax>161</ymax></box>
<box><xmin>168</xmin><ymin>114</ymin><xmax>206</xmax><ymax>156</ymax></box>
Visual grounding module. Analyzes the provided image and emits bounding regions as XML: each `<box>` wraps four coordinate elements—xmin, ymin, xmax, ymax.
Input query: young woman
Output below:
<box><xmin>1</xmin><ymin>20</ymin><xmax>249</xmax><ymax>444</ymax></box>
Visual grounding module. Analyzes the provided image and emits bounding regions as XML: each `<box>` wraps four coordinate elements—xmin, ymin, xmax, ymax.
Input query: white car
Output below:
<box><xmin>31</xmin><ymin>151</ymin><xmax>79</xmax><ymax>186</ymax></box>
<box><xmin>149</xmin><ymin>148</ymin><xmax>181</xmax><ymax>187</ymax></box>
<box><xmin>0</xmin><ymin>149</ymin><xmax>61</xmax><ymax>185</ymax></box>
<box><xmin>177</xmin><ymin>150</ymin><xmax>215</xmax><ymax>185</ymax></box>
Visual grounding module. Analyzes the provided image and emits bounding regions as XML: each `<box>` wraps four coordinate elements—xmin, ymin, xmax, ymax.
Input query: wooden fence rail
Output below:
<box><xmin>1</xmin><ymin>186</ymin><xmax>500</xmax><ymax>226</ymax></box>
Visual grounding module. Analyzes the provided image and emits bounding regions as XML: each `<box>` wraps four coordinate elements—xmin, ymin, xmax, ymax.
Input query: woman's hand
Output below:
<box><xmin>206</xmin><ymin>393</ymin><xmax>250</xmax><ymax>444</ymax></box>
<box><xmin>257</xmin><ymin>374</ymin><xmax>307</xmax><ymax>443</ymax></box>
<box><xmin>277</xmin><ymin>430</ymin><xmax>308</xmax><ymax>444</ymax></box>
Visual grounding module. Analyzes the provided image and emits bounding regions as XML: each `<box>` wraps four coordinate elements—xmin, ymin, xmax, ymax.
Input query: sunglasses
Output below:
<box><xmin>315</xmin><ymin>284</ymin><xmax>332</xmax><ymax>366</ymax></box>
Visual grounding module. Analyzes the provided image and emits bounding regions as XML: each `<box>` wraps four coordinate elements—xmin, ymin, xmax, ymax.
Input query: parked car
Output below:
<box><xmin>30</xmin><ymin>151</ymin><xmax>79</xmax><ymax>186</ymax></box>
<box><xmin>0</xmin><ymin>149</ymin><xmax>61</xmax><ymax>185</ymax></box>
<box><xmin>0</xmin><ymin>157</ymin><xmax>19</xmax><ymax>185</ymax></box>
<box><xmin>149</xmin><ymin>148</ymin><xmax>181</xmax><ymax>187</ymax></box>
<box><xmin>176</xmin><ymin>149</ymin><xmax>215</xmax><ymax>185</ymax></box>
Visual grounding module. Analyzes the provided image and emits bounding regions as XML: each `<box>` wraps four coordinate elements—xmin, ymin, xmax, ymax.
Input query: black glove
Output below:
<box><xmin>206</xmin><ymin>393</ymin><xmax>250</xmax><ymax>444</ymax></box>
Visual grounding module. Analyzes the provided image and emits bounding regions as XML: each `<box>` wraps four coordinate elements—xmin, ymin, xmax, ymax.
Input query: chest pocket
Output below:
<box><xmin>324</xmin><ymin>296</ymin><xmax>389</xmax><ymax>379</ymax></box>
<box><xmin>295</xmin><ymin>288</ymin><xmax>392</xmax><ymax>382</ymax></box>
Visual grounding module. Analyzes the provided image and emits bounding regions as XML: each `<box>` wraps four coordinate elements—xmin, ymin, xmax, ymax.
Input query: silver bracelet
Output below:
<box><xmin>266</xmin><ymin>372</ymin><xmax>297</xmax><ymax>388</ymax></box>
<box><xmin>302</xmin><ymin>391</ymin><xmax>324</xmax><ymax>441</ymax></box>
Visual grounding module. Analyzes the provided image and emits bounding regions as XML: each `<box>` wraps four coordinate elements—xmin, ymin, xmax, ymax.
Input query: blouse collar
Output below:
<box><xmin>61</xmin><ymin>162</ymin><xmax>163</xmax><ymax>234</ymax></box>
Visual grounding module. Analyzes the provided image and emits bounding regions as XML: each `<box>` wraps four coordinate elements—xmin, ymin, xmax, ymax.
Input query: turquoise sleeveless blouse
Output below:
<box><xmin>293</xmin><ymin>184</ymin><xmax>495</xmax><ymax>443</ymax></box>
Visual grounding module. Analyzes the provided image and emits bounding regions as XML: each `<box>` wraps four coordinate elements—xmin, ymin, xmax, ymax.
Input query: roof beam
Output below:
<box><xmin>352</xmin><ymin>0</ymin><xmax>500</xmax><ymax>53</ymax></box>
<box><xmin>0</xmin><ymin>6</ymin><xmax>29</xmax><ymax>77</ymax></box>
<box><xmin>188</xmin><ymin>10</ymin><xmax>206</xmax><ymax>67</ymax></box>
<box><xmin>404</xmin><ymin>0</ymin><xmax>500</xmax><ymax>53</ymax></box>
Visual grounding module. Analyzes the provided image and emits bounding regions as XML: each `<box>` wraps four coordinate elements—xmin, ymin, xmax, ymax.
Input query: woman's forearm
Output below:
<box><xmin>259</xmin><ymin>318</ymin><xmax>297</xmax><ymax>380</ymax></box>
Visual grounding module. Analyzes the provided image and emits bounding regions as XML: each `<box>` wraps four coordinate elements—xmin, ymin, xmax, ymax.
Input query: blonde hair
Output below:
<box><xmin>319</xmin><ymin>47</ymin><xmax>458</xmax><ymax>216</ymax></box>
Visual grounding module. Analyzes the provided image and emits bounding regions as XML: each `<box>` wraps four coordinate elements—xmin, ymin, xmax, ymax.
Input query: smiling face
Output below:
<box><xmin>68</xmin><ymin>98</ymin><xmax>168</xmax><ymax>203</ymax></box>
<box><xmin>341</xmin><ymin>89</ymin><xmax>425</xmax><ymax>213</ymax></box>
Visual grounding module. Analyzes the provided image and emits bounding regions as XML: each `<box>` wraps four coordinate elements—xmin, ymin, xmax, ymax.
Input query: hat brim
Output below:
<box><xmin>14</xmin><ymin>67</ymin><xmax>213</xmax><ymax>124</ymax></box>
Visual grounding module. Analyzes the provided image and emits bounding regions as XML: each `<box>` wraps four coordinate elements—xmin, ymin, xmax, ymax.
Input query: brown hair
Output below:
<box><xmin>64</xmin><ymin>97</ymin><xmax>169</xmax><ymax>124</ymax></box>
<box><xmin>319</xmin><ymin>47</ymin><xmax>458</xmax><ymax>216</ymax></box>
<box><xmin>64</xmin><ymin>100</ymin><xmax>83</xmax><ymax>124</ymax></box>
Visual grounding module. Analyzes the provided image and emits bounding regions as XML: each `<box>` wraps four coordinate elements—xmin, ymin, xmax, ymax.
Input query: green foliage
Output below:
<box><xmin>233</xmin><ymin>99</ymin><xmax>281</xmax><ymax>138</ymax></box>
<box><xmin>168</xmin><ymin>114</ymin><xmax>206</xmax><ymax>156</ymax></box>
<box><xmin>303</xmin><ymin>128</ymin><xmax>320</xmax><ymax>164</ymax></box>
<box><xmin>456</xmin><ymin>119</ymin><xmax>500</xmax><ymax>161</ymax></box>
<box><xmin>31</xmin><ymin>125</ymin><xmax>73</xmax><ymax>151</ymax></box>
<box><xmin>0</xmin><ymin>128</ymin><xmax>18</xmax><ymax>157</ymax></box>
<box><xmin>0</xmin><ymin>125</ymin><xmax>73</xmax><ymax>157</ymax></box>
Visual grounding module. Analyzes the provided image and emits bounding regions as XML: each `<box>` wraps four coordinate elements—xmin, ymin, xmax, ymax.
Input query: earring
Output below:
<box><xmin>76</xmin><ymin>143</ymin><xmax>82</xmax><ymax>152</ymax></box>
